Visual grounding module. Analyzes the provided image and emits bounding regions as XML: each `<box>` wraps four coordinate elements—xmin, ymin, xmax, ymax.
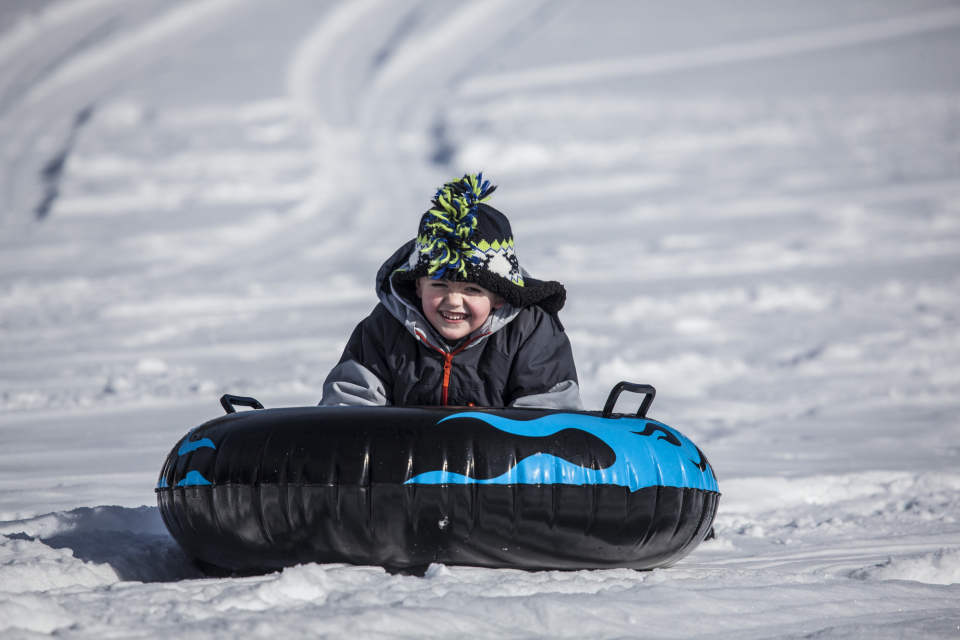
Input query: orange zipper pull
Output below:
<box><xmin>442</xmin><ymin>353</ymin><xmax>453</xmax><ymax>405</ymax></box>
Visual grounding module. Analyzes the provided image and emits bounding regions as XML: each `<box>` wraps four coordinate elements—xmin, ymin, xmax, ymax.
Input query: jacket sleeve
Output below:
<box><xmin>506</xmin><ymin>313</ymin><xmax>583</xmax><ymax>411</ymax></box>
<box><xmin>319</xmin><ymin>311</ymin><xmax>394</xmax><ymax>407</ymax></box>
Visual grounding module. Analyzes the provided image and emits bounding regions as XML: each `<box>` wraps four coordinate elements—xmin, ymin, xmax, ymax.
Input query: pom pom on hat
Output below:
<box><xmin>418</xmin><ymin>173</ymin><xmax>495</xmax><ymax>280</ymax></box>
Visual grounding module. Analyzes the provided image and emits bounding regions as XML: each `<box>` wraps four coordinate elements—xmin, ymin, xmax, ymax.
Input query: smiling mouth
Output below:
<box><xmin>439</xmin><ymin>310</ymin><xmax>469</xmax><ymax>322</ymax></box>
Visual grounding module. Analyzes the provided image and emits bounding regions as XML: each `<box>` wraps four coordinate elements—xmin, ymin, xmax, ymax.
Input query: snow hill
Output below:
<box><xmin>0</xmin><ymin>0</ymin><xmax>958</xmax><ymax>637</ymax></box>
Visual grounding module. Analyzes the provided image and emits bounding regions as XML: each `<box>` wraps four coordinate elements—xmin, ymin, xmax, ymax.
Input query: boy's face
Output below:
<box><xmin>416</xmin><ymin>277</ymin><xmax>504</xmax><ymax>341</ymax></box>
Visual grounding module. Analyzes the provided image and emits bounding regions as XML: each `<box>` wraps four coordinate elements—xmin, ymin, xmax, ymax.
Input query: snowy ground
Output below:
<box><xmin>1</xmin><ymin>0</ymin><xmax>959</xmax><ymax>637</ymax></box>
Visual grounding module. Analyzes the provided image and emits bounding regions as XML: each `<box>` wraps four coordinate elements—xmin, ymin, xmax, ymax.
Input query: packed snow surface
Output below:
<box><xmin>0</xmin><ymin>0</ymin><xmax>958</xmax><ymax>637</ymax></box>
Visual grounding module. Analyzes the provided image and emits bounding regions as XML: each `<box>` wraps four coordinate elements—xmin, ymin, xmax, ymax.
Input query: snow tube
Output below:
<box><xmin>156</xmin><ymin>383</ymin><xmax>719</xmax><ymax>574</ymax></box>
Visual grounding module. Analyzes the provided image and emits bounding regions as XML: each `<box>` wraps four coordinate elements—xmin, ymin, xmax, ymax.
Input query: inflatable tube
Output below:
<box><xmin>156</xmin><ymin>383</ymin><xmax>719</xmax><ymax>573</ymax></box>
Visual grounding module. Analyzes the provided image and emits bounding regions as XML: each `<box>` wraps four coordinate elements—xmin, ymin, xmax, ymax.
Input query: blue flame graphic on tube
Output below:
<box><xmin>178</xmin><ymin>427</ymin><xmax>215</xmax><ymax>455</ymax></box>
<box><xmin>177</xmin><ymin>470</ymin><xmax>212</xmax><ymax>486</ymax></box>
<box><xmin>405</xmin><ymin>413</ymin><xmax>718</xmax><ymax>492</ymax></box>
<box><xmin>157</xmin><ymin>426</ymin><xmax>217</xmax><ymax>488</ymax></box>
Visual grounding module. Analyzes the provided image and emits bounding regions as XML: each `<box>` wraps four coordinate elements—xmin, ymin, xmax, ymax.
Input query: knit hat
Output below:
<box><xmin>392</xmin><ymin>173</ymin><xmax>566</xmax><ymax>314</ymax></box>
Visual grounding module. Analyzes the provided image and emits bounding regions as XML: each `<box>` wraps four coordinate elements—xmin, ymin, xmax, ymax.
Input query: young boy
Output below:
<box><xmin>319</xmin><ymin>173</ymin><xmax>582</xmax><ymax>409</ymax></box>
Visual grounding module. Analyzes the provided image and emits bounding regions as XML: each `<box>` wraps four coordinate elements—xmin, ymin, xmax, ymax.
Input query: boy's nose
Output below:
<box><xmin>445</xmin><ymin>292</ymin><xmax>463</xmax><ymax>306</ymax></box>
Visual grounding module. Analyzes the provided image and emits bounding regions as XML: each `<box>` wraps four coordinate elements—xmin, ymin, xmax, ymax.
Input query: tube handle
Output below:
<box><xmin>220</xmin><ymin>394</ymin><xmax>264</xmax><ymax>414</ymax></box>
<box><xmin>602</xmin><ymin>382</ymin><xmax>656</xmax><ymax>419</ymax></box>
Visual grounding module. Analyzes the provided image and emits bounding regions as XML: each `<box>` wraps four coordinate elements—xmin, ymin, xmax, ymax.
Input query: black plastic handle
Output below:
<box><xmin>602</xmin><ymin>382</ymin><xmax>656</xmax><ymax>419</ymax></box>
<box><xmin>220</xmin><ymin>394</ymin><xmax>264</xmax><ymax>414</ymax></box>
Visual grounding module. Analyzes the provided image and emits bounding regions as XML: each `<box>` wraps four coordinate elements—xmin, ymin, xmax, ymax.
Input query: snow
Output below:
<box><xmin>0</xmin><ymin>0</ymin><xmax>958</xmax><ymax>637</ymax></box>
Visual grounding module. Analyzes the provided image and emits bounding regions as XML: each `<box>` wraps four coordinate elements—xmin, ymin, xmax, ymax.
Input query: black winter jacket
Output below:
<box><xmin>319</xmin><ymin>242</ymin><xmax>582</xmax><ymax>409</ymax></box>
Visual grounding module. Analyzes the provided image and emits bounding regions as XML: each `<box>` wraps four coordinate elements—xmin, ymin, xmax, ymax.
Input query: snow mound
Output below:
<box><xmin>0</xmin><ymin>505</ymin><xmax>167</xmax><ymax>539</ymax></box>
<box><xmin>0</xmin><ymin>592</ymin><xmax>74</xmax><ymax>635</ymax></box>
<box><xmin>0</xmin><ymin>506</ymin><xmax>199</xmax><ymax>587</ymax></box>
<box><xmin>0</xmin><ymin>534</ymin><xmax>118</xmax><ymax>594</ymax></box>
<box><xmin>854</xmin><ymin>548</ymin><xmax>960</xmax><ymax>585</ymax></box>
<box><xmin>209</xmin><ymin>563</ymin><xmax>336</xmax><ymax>612</ymax></box>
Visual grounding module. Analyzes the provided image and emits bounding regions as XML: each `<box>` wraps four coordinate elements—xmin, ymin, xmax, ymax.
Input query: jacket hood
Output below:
<box><xmin>375</xmin><ymin>240</ymin><xmax>521</xmax><ymax>352</ymax></box>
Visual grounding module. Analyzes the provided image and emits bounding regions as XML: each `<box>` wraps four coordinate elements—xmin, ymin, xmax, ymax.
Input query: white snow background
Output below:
<box><xmin>0</xmin><ymin>0</ymin><xmax>958</xmax><ymax>637</ymax></box>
